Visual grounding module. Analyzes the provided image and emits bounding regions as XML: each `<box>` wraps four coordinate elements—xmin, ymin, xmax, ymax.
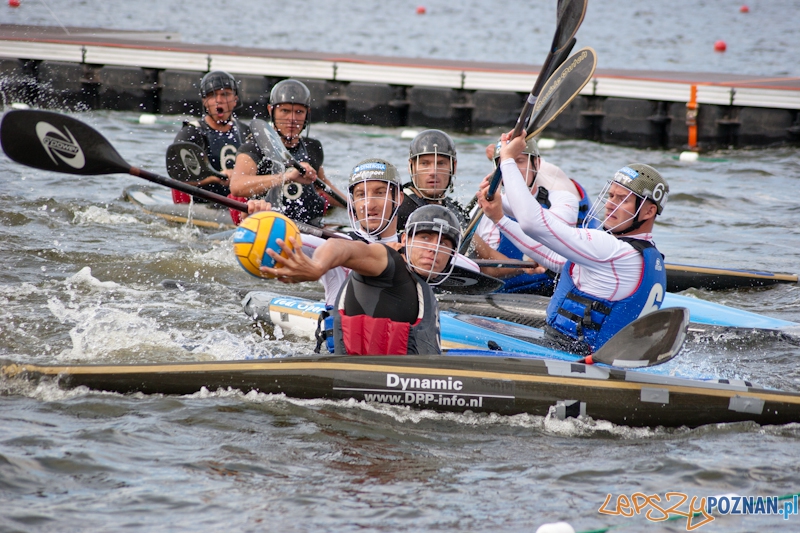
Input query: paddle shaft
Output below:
<box><xmin>131</xmin><ymin>166</ymin><xmax>343</xmax><ymax>240</ymax></box>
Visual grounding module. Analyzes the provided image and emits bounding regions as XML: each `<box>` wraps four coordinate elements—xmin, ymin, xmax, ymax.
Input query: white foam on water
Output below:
<box><xmin>73</xmin><ymin>205</ymin><xmax>141</xmax><ymax>226</ymax></box>
<box><xmin>47</xmin><ymin>296</ymin><xmax>180</xmax><ymax>361</ymax></box>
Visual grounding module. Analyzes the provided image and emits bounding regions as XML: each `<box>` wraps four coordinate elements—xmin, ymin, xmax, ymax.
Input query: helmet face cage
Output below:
<box><xmin>583</xmin><ymin>164</ymin><xmax>668</xmax><ymax>231</ymax></box>
<box><xmin>408</xmin><ymin>130</ymin><xmax>457</xmax><ymax>200</ymax></box>
<box><xmin>404</xmin><ymin>209</ymin><xmax>462</xmax><ymax>285</ymax></box>
<box><xmin>409</xmin><ymin>151</ymin><xmax>455</xmax><ymax>199</ymax></box>
<box><xmin>347</xmin><ymin>179</ymin><xmax>402</xmax><ymax>240</ymax></box>
<box><xmin>269</xmin><ymin>80</ymin><xmax>311</xmax><ymax>137</ymax></box>
<box><xmin>582</xmin><ymin>180</ymin><xmax>645</xmax><ymax>232</ymax></box>
<box><xmin>347</xmin><ymin>160</ymin><xmax>402</xmax><ymax>240</ymax></box>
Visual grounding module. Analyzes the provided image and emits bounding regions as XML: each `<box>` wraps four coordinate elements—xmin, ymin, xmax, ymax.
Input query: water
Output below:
<box><xmin>2</xmin><ymin>2</ymin><xmax>800</xmax><ymax>532</ymax></box>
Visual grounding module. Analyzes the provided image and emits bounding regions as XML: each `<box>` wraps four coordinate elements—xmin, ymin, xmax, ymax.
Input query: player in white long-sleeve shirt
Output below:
<box><xmin>477</xmin><ymin>132</ymin><xmax>670</xmax><ymax>354</ymax></box>
<box><xmin>472</xmin><ymin>138</ymin><xmax>580</xmax><ymax>289</ymax></box>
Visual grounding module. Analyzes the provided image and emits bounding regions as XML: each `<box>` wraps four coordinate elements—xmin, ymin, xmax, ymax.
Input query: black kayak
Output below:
<box><xmin>3</xmin><ymin>354</ymin><xmax>799</xmax><ymax>428</ymax></box>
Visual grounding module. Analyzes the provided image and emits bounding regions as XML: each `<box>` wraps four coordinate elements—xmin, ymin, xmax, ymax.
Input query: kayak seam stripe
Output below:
<box><xmin>5</xmin><ymin>362</ymin><xmax>800</xmax><ymax>404</ymax></box>
<box><xmin>665</xmin><ymin>264</ymin><xmax>797</xmax><ymax>281</ymax></box>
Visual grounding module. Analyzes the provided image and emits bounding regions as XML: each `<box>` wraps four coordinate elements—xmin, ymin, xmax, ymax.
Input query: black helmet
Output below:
<box><xmin>404</xmin><ymin>204</ymin><xmax>462</xmax><ymax>285</ymax></box>
<box><xmin>200</xmin><ymin>71</ymin><xmax>238</xmax><ymax>98</ymax></box>
<box><xmin>269</xmin><ymin>79</ymin><xmax>312</xmax><ymax>107</ymax></box>
<box><xmin>199</xmin><ymin>71</ymin><xmax>241</xmax><ymax>111</ymax></box>
<box><xmin>408</xmin><ymin>129</ymin><xmax>457</xmax><ymax>199</ymax></box>
<box><xmin>408</xmin><ymin>129</ymin><xmax>457</xmax><ymax>162</ymax></box>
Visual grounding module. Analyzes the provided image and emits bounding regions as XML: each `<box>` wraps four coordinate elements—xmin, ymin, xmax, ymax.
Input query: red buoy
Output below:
<box><xmin>8</xmin><ymin>0</ymin><xmax>20</xmax><ymax>7</ymax></box>
<box><xmin>740</xmin><ymin>5</ymin><xmax>750</xmax><ymax>13</ymax></box>
<box><xmin>714</xmin><ymin>40</ymin><xmax>727</xmax><ymax>52</ymax></box>
<box><xmin>416</xmin><ymin>5</ymin><xmax>426</xmax><ymax>14</ymax></box>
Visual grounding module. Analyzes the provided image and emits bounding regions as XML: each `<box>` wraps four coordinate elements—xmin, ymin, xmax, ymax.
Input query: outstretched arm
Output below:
<box><xmin>261</xmin><ymin>238</ymin><xmax>389</xmax><ymax>283</ymax></box>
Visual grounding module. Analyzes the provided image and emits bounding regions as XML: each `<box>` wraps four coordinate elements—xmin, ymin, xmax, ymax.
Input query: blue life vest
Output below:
<box><xmin>545</xmin><ymin>239</ymin><xmax>666</xmax><ymax>353</ymax></box>
<box><xmin>572</xmin><ymin>179</ymin><xmax>600</xmax><ymax>229</ymax></box>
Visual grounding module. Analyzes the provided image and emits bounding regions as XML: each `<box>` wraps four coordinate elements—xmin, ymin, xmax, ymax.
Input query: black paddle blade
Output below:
<box><xmin>591</xmin><ymin>307</ymin><xmax>690</xmax><ymax>368</ymax></box>
<box><xmin>0</xmin><ymin>109</ymin><xmax>130</xmax><ymax>175</ymax></box>
<box><xmin>165</xmin><ymin>141</ymin><xmax>222</xmax><ymax>182</ymax></box>
<box><xmin>555</xmin><ymin>0</ymin><xmax>588</xmax><ymax>51</ymax></box>
<box><xmin>435</xmin><ymin>266</ymin><xmax>504</xmax><ymax>296</ymax></box>
<box><xmin>527</xmin><ymin>47</ymin><xmax>596</xmax><ymax>138</ymax></box>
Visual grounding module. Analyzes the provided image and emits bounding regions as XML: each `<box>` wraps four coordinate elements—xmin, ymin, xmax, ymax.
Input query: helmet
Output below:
<box><xmin>612</xmin><ymin>164</ymin><xmax>669</xmax><ymax>215</ymax></box>
<box><xmin>347</xmin><ymin>158</ymin><xmax>403</xmax><ymax>241</ymax></box>
<box><xmin>492</xmin><ymin>137</ymin><xmax>540</xmax><ymax>164</ymax></box>
<box><xmin>404</xmin><ymin>204</ymin><xmax>462</xmax><ymax>285</ymax></box>
<box><xmin>200</xmin><ymin>71</ymin><xmax>238</xmax><ymax>98</ymax></box>
<box><xmin>583</xmin><ymin>163</ymin><xmax>669</xmax><ymax>233</ymax></box>
<box><xmin>199</xmin><ymin>71</ymin><xmax>241</xmax><ymax>111</ymax></box>
<box><xmin>269</xmin><ymin>79</ymin><xmax>312</xmax><ymax>107</ymax></box>
<box><xmin>408</xmin><ymin>129</ymin><xmax>457</xmax><ymax>200</ymax></box>
<box><xmin>492</xmin><ymin>137</ymin><xmax>540</xmax><ymax>188</ymax></box>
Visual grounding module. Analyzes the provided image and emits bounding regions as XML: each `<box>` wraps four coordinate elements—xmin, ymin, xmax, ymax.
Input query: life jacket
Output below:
<box><xmin>332</xmin><ymin>270</ymin><xmax>441</xmax><ymax>355</ymax></box>
<box><xmin>545</xmin><ymin>238</ymin><xmax>666</xmax><ymax>353</ymax></box>
<box><xmin>571</xmin><ymin>179</ymin><xmax>599</xmax><ymax>229</ymax></box>
<box><xmin>171</xmin><ymin>118</ymin><xmax>248</xmax><ymax>204</ymax></box>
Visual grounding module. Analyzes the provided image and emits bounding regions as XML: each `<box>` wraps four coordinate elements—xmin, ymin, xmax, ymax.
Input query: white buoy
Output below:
<box><xmin>400</xmin><ymin>129</ymin><xmax>419</xmax><ymax>139</ymax></box>
<box><xmin>10</xmin><ymin>102</ymin><xmax>30</xmax><ymax>110</ymax></box>
<box><xmin>679</xmin><ymin>150</ymin><xmax>699</xmax><ymax>162</ymax></box>
<box><xmin>138</xmin><ymin>113</ymin><xmax>157</xmax><ymax>125</ymax></box>
<box><xmin>535</xmin><ymin>522</ymin><xmax>575</xmax><ymax>533</ymax></box>
<box><xmin>537</xmin><ymin>138</ymin><xmax>557</xmax><ymax>150</ymax></box>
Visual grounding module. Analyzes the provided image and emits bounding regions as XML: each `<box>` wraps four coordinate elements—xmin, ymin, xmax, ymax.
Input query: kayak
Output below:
<box><xmin>3</xmin><ymin>352</ymin><xmax>798</xmax><ymax>429</ymax></box>
<box><xmin>244</xmin><ymin>290</ymin><xmax>800</xmax><ymax>339</ymax></box>
<box><xmin>123</xmin><ymin>184</ymin><xmax>347</xmax><ymax>231</ymax></box>
<box><xmin>124</xmin><ymin>184</ymin><xmax>236</xmax><ymax>229</ymax></box>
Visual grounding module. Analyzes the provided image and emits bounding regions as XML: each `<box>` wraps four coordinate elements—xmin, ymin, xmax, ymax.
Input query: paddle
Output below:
<box><xmin>165</xmin><ymin>141</ymin><xmax>226</xmax><ymax>183</ymax></box>
<box><xmin>578</xmin><ymin>307</ymin><xmax>690</xmax><ymax>368</ymax></box>
<box><xmin>0</xmin><ymin>109</ymin><xmax>501</xmax><ymax>293</ymax></box>
<box><xmin>249</xmin><ymin>118</ymin><xmax>348</xmax><ymax>206</ymax></box>
<box><xmin>459</xmin><ymin>46</ymin><xmax>597</xmax><ymax>254</ymax></box>
<box><xmin>0</xmin><ymin>109</ymin><xmax>340</xmax><ymax>241</ymax></box>
<box><xmin>489</xmin><ymin>0</ymin><xmax>587</xmax><ymax>199</ymax></box>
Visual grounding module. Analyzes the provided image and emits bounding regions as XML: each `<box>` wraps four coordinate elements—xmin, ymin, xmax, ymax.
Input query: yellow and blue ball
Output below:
<box><xmin>232</xmin><ymin>211</ymin><xmax>302</xmax><ymax>279</ymax></box>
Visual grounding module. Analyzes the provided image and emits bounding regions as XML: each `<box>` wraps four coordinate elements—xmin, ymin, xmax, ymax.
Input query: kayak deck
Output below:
<box><xmin>124</xmin><ymin>184</ymin><xmax>236</xmax><ymax>229</ymax></box>
<box><xmin>3</xmin><ymin>354</ymin><xmax>798</xmax><ymax>428</ymax></box>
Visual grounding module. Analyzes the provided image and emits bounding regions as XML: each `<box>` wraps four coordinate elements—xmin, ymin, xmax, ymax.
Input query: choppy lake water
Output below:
<box><xmin>2</xmin><ymin>1</ymin><xmax>800</xmax><ymax>532</ymax></box>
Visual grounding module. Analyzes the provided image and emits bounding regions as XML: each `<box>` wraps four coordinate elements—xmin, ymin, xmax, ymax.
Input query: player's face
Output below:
<box><xmin>407</xmin><ymin>231</ymin><xmax>456</xmax><ymax>276</ymax></box>
<box><xmin>603</xmin><ymin>183</ymin><xmax>640</xmax><ymax>232</ymax></box>
<box><xmin>203</xmin><ymin>88</ymin><xmax>237</xmax><ymax>123</ymax></box>
<box><xmin>411</xmin><ymin>154</ymin><xmax>453</xmax><ymax>198</ymax></box>
<box><xmin>351</xmin><ymin>180</ymin><xmax>398</xmax><ymax>233</ymax></box>
<box><xmin>271</xmin><ymin>104</ymin><xmax>308</xmax><ymax>141</ymax></box>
